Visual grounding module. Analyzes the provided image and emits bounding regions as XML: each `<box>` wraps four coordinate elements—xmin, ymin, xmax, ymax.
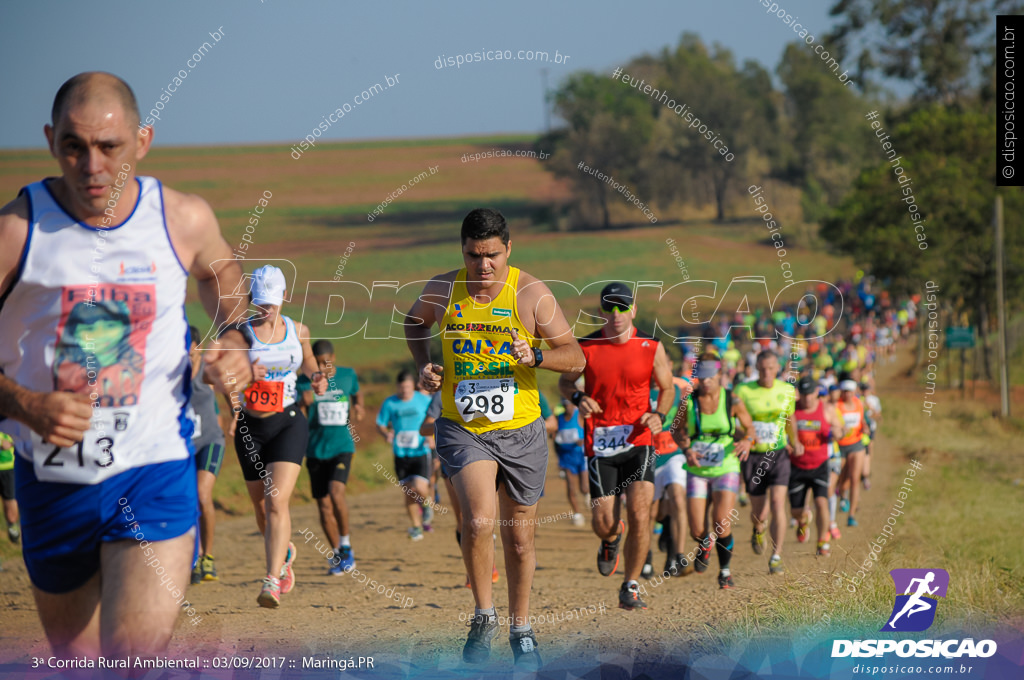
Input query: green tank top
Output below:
<box><xmin>684</xmin><ymin>388</ymin><xmax>740</xmax><ymax>478</ymax></box>
<box><xmin>0</xmin><ymin>433</ymin><xmax>14</xmax><ymax>471</ymax></box>
<box><xmin>736</xmin><ymin>380</ymin><xmax>796</xmax><ymax>452</ymax></box>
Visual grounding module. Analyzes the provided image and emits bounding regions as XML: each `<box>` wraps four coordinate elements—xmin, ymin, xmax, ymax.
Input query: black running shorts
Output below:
<box><xmin>306</xmin><ymin>453</ymin><xmax>353</xmax><ymax>498</ymax></box>
<box><xmin>787</xmin><ymin>460</ymin><xmax>829</xmax><ymax>509</ymax></box>
<box><xmin>234</xmin><ymin>407</ymin><xmax>308</xmax><ymax>481</ymax></box>
<box><xmin>587</xmin><ymin>446</ymin><xmax>656</xmax><ymax>499</ymax></box>
<box><xmin>394</xmin><ymin>454</ymin><xmax>432</xmax><ymax>484</ymax></box>
<box><xmin>743</xmin><ymin>448</ymin><xmax>791</xmax><ymax>496</ymax></box>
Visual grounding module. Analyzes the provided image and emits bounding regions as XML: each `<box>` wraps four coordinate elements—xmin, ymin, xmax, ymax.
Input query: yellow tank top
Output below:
<box><xmin>440</xmin><ymin>267</ymin><xmax>540</xmax><ymax>433</ymax></box>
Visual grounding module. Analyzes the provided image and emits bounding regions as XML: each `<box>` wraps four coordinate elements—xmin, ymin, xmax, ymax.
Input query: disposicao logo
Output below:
<box><xmin>831</xmin><ymin>568</ymin><xmax>997</xmax><ymax>659</ymax></box>
<box><xmin>882</xmin><ymin>568</ymin><xmax>948</xmax><ymax>632</ymax></box>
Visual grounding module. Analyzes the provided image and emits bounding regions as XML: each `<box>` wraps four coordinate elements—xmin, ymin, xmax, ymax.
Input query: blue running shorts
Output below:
<box><xmin>15</xmin><ymin>455</ymin><xmax>198</xmax><ymax>594</ymax></box>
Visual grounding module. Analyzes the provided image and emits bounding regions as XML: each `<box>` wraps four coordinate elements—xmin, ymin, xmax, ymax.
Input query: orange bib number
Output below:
<box><xmin>245</xmin><ymin>380</ymin><xmax>284</xmax><ymax>412</ymax></box>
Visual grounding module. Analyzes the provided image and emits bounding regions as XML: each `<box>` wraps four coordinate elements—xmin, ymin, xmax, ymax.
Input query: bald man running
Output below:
<box><xmin>406</xmin><ymin>208</ymin><xmax>584</xmax><ymax>671</ymax></box>
<box><xmin>0</xmin><ymin>72</ymin><xmax>251</xmax><ymax>661</ymax></box>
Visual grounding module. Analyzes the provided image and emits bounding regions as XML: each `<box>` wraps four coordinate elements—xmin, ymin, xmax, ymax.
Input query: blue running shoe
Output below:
<box><xmin>336</xmin><ymin>545</ymin><xmax>355</xmax><ymax>571</ymax></box>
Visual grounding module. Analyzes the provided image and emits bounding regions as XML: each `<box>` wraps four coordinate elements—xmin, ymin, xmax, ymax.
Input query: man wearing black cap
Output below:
<box><xmin>558</xmin><ymin>282</ymin><xmax>676</xmax><ymax>610</ymax></box>
<box><xmin>791</xmin><ymin>376</ymin><xmax>842</xmax><ymax>556</ymax></box>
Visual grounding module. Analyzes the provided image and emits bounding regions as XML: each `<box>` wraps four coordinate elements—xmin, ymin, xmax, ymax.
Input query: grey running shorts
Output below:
<box><xmin>434</xmin><ymin>416</ymin><xmax>548</xmax><ymax>506</ymax></box>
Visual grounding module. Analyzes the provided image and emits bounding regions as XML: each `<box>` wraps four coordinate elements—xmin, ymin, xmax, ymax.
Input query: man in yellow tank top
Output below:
<box><xmin>405</xmin><ymin>209</ymin><xmax>585</xmax><ymax>671</ymax></box>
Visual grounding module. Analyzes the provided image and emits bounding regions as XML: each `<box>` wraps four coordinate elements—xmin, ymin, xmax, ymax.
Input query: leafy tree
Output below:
<box><xmin>823</xmin><ymin>107</ymin><xmax>1024</xmax><ymax>372</ymax></box>
<box><xmin>776</xmin><ymin>42</ymin><xmax>874</xmax><ymax>223</ymax></box>
<box><xmin>826</xmin><ymin>0</ymin><xmax>999</xmax><ymax>106</ymax></box>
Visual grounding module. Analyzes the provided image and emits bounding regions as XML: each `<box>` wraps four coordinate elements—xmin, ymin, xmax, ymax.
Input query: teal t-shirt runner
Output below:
<box><xmin>377</xmin><ymin>392</ymin><xmax>432</xmax><ymax>458</ymax></box>
<box><xmin>298</xmin><ymin>367</ymin><xmax>360</xmax><ymax>459</ymax></box>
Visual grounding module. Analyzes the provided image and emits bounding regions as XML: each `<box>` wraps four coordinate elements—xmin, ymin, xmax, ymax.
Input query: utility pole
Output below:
<box><xmin>995</xmin><ymin>195</ymin><xmax>1010</xmax><ymax>418</ymax></box>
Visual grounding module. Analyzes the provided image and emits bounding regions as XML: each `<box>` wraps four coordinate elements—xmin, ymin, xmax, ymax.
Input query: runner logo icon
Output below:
<box><xmin>881</xmin><ymin>568</ymin><xmax>949</xmax><ymax>632</ymax></box>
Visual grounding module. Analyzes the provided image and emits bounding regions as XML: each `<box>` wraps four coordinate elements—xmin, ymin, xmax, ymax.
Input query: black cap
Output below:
<box><xmin>797</xmin><ymin>376</ymin><xmax>817</xmax><ymax>395</ymax></box>
<box><xmin>600</xmin><ymin>282</ymin><xmax>634</xmax><ymax>311</ymax></box>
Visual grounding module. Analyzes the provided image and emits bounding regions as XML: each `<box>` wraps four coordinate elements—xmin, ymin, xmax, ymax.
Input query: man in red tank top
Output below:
<box><xmin>558</xmin><ymin>283</ymin><xmax>675</xmax><ymax>611</ymax></box>
<box><xmin>791</xmin><ymin>377</ymin><xmax>842</xmax><ymax>556</ymax></box>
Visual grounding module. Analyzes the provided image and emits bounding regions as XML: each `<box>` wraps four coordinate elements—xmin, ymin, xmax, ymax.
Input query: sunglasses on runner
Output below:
<box><xmin>600</xmin><ymin>301</ymin><xmax>632</xmax><ymax>313</ymax></box>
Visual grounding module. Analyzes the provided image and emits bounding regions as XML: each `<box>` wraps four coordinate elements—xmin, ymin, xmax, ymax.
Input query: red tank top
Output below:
<box><xmin>579</xmin><ymin>327</ymin><xmax>658</xmax><ymax>457</ymax></box>
<box><xmin>794</xmin><ymin>399</ymin><xmax>830</xmax><ymax>469</ymax></box>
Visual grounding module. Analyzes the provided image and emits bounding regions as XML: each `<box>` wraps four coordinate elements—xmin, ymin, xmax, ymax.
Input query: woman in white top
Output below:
<box><xmin>233</xmin><ymin>265</ymin><xmax>325</xmax><ymax>608</ymax></box>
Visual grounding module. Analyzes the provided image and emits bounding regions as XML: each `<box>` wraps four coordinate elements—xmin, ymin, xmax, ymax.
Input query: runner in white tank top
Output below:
<box><xmin>231</xmin><ymin>264</ymin><xmax>326</xmax><ymax>607</ymax></box>
<box><xmin>0</xmin><ymin>73</ymin><xmax>253</xmax><ymax>661</ymax></box>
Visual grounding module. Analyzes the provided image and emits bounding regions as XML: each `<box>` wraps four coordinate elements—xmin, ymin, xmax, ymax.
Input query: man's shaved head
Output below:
<box><xmin>51</xmin><ymin>72</ymin><xmax>140</xmax><ymax>129</ymax></box>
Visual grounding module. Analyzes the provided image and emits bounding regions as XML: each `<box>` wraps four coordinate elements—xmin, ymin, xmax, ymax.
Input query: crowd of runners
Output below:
<box><xmin>0</xmin><ymin>72</ymin><xmax>913</xmax><ymax>671</ymax></box>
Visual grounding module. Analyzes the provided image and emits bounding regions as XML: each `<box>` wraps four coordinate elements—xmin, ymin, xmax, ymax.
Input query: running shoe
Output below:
<box><xmin>335</xmin><ymin>545</ymin><xmax>355</xmax><ymax>572</ymax></box>
<box><xmin>652</xmin><ymin>522</ymin><xmax>663</xmax><ymax>535</ymax></box>
<box><xmin>422</xmin><ymin>504</ymin><xmax>434</xmax><ymax>532</ymax></box>
<box><xmin>571</xmin><ymin>513</ymin><xmax>585</xmax><ymax>527</ymax></box>
<box><xmin>257</xmin><ymin>576</ymin><xmax>281</xmax><ymax>608</ymax></box>
<box><xmin>668</xmin><ymin>553</ymin><xmax>693</xmax><ymax>577</ymax></box>
<box><xmin>201</xmin><ymin>554</ymin><xmax>219</xmax><ymax>581</ymax></box>
<box><xmin>462</xmin><ymin>613</ymin><xmax>499</xmax><ymax>664</ymax></box>
<box><xmin>796</xmin><ymin>521</ymin><xmax>810</xmax><ymax>543</ymax></box>
<box><xmin>768</xmin><ymin>555</ymin><xmax>785</xmax><ymax>575</ymax></box>
<box><xmin>789</xmin><ymin>517</ymin><xmax>798</xmax><ymax>529</ymax></box>
<box><xmin>718</xmin><ymin>572</ymin><xmax>734</xmax><ymax>589</ymax></box>
<box><xmin>618</xmin><ymin>582</ymin><xmax>648</xmax><ymax>610</ymax></box>
<box><xmin>694</xmin><ymin>542</ymin><xmax>711</xmax><ymax>574</ymax></box>
<box><xmin>830</xmin><ymin>524</ymin><xmax>842</xmax><ymax>540</ymax></box>
<box><xmin>641</xmin><ymin>550</ymin><xmax>654</xmax><ymax>580</ymax></box>
<box><xmin>328</xmin><ymin>557</ymin><xmax>344</xmax><ymax>576</ymax></box>
<box><xmin>816</xmin><ymin>542</ymin><xmax>831</xmax><ymax>557</ymax></box>
<box><xmin>847</xmin><ymin>516</ymin><xmax>858</xmax><ymax>527</ymax></box>
<box><xmin>408</xmin><ymin>526</ymin><xmax>424</xmax><ymax>541</ymax></box>
<box><xmin>839</xmin><ymin>497</ymin><xmax>850</xmax><ymax>513</ymax></box>
<box><xmin>738</xmin><ymin>491</ymin><xmax>749</xmax><ymax>507</ymax></box>
<box><xmin>751</xmin><ymin>527</ymin><xmax>767</xmax><ymax>555</ymax></box>
<box><xmin>191</xmin><ymin>563</ymin><xmax>202</xmax><ymax>585</ymax></box>
<box><xmin>7</xmin><ymin>524</ymin><xmax>19</xmax><ymax>544</ymax></box>
<box><xmin>492</xmin><ymin>565</ymin><xmax>500</xmax><ymax>583</ymax></box>
<box><xmin>597</xmin><ymin>520</ymin><xmax>624</xmax><ymax>576</ymax></box>
<box><xmin>279</xmin><ymin>542</ymin><xmax>296</xmax><ymax>594</ymax></box>
<box><xmin>510</xmin><ymin>630</ymin><xmax>542</xmax><ymax>671</ymax></box>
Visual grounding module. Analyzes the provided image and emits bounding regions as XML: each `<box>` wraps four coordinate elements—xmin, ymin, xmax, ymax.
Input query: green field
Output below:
<box><xmin>0</xmin><ymin>135</ymin><xmax>858</xmax><ymax>548</ymax></box>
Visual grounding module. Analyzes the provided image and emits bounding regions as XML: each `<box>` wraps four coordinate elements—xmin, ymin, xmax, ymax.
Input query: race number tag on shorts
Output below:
<box><xmin>317</xmin><ymin>400</ymin><xmax>350</xmax><ymax>426</ymax></box>
<box><xmin>31</xmin><ymin>407</ymin><xmax>134</xmax><ymax>484</ymax></box>
<box><xmin>691</xmin><ymin>441</ymin><xmax>726</xmax><ymax>467</ymax></box>
<box><xmin>454</xmin><ymin>379</ymin><xmax>514</xmax><ymax>423</ymax></box>
<box><xmin>554</xmin><ymin>428</ymin><xmax>581</xmax><ymax>445</ymax></box>
<box><xmin>395</xmin><ymin>430</ymin><xmax>421</xmax><ymax>449</ymax></box>
<box><xmin>753</xmin><ymin>421</ymin><xmax>779</xmax><ymax>446</ymax></box>
<box><xmin>245</xmin><ymin>380</ymin><xmax>284</xmax><ymax>412</ymax></box>
<box><xmin>592</xmin><ymin>425</ymin><xmax>633</xmax><ymax>457</ymax></box>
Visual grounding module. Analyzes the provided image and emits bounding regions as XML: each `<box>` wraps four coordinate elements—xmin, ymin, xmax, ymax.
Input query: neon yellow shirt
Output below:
<box><xmin>440</xmin><ymin>267</ymin><xmax>540</xmax><ymax>434</ymax></box>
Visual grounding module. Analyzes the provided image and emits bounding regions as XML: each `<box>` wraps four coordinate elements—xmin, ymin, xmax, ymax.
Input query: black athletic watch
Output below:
<box><xmin>571</xmin><ymin>390</ymin><xmax>583</xmax><ymax>405</ymax></box>
<box><xmin>655</xmin><ymin>411</ymin><xmax>668</xmax><ymax>426</ymax></box>
<box><xmin>531</xmin><ymin>347</ymin><xmax>544</xmax><ymax>367</ymax></box>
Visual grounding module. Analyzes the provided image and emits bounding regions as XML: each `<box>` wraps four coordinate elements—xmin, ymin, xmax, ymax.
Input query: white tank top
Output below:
<box><xmin>0</xmin><ymin>176</ymin><xmax>192</xmax><ymax>484</ymax></box>
<box><xmin>242</xmin><ymin>315</ymin><xmax>303</xmax><ymax>408</ymax></box>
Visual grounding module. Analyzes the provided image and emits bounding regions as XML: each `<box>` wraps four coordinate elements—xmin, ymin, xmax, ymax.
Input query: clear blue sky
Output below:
<box><xmin>1</xmin><ymin>0</ymin><xmax>850</xmax><ymax>149</ymax></box>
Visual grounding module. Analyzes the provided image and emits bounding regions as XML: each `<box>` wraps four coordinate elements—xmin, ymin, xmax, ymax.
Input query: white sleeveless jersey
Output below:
<box><xmin>242</xmin><ymin>315</ymin><xmax>303</xmax><ymax>408</ymax></box>
<box><xmin>0</xmin><ymin>176</ymin><xmax>193</xmax><ymax>484</ymax></box>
